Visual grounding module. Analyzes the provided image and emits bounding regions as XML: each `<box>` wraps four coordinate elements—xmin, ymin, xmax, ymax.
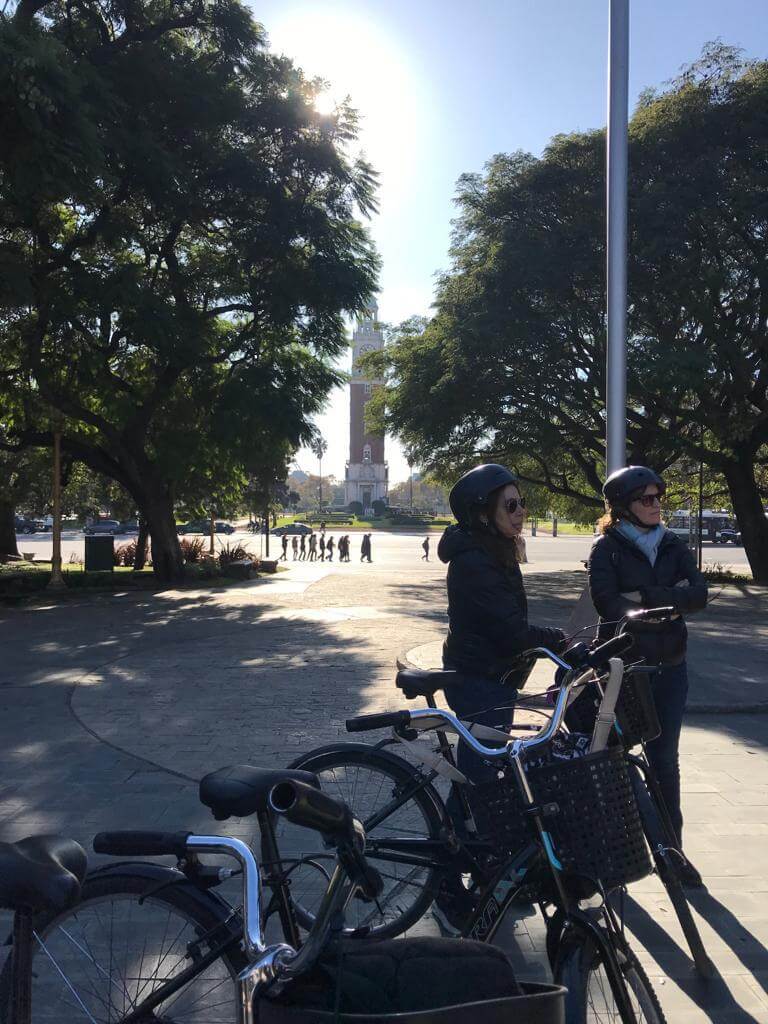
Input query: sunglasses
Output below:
<box><xmin>503</xmin><ymin>497</ymin><xmax>526</xmax><ymax>514</ymax></box>
<box><xmin>635</xmin><ymin>494</ymin><xmax>663</xmax><ymax>507</ymax></box>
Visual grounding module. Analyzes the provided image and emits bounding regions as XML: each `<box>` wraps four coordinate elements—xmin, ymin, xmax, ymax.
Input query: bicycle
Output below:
<box><xmin>0</xmin><ymin>780</ymin><xmax>565</xmax><ymax>1022</ymax></box>
<box><xmin>564</xmin><ymin>608</ymin><xmax>715</xmax><ymax>980</ymax></box>
<box><xmin>285</xmin><ymin>635</ymin><xmax>668</xmax><ymax>1023</ymax></box>
<box><xmin>0</xmin><ymin>835</ymin><xmax>87</xmax><ymax>1024</ymax></box>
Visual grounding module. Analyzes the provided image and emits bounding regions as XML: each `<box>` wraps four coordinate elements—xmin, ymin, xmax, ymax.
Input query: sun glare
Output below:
<box><xmin>314</xmin><ymin>89</ymin><xmax>337</xmax><ymax>116</ymax></box>
<box><xmin>263</xmin><ymin>7</ymin><xmax>425</xmax><ymax>202</ymax></box>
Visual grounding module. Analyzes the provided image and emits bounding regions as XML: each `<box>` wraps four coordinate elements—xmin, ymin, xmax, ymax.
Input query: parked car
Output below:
<box><xmin>177</xmin><ymin>520</ymin><xmax>236</xmax><ymax>535</ymax></box>
<box><xmin>271</xmin><ymin>523</ymin><xmax>313</xmax><ymax>536</ymax></box>
<box><xmin>716</xmin><ymin>527</ymin><xmax>742</xmax><ymax>545</ymax></box>
<box><xmin>31</xmin><ymin>515</ymin><xmax>52</xmax><ymax>531</ymax></box>
<box><xmin>14</xmin><ymin>515</ymin><xmax>38</xmax><ymax>534</ymax></box>
<box><xmin>84</xmin><ymin>520</ymin><xmax>125</xmax><ymax>536</ymax></box>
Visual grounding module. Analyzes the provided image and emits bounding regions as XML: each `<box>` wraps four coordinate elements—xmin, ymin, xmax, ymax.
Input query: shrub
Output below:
<box><xmin>179</xmin><ymin>537</ymin><xmax>205</xmax><ymax>563</ymax></box>
<box><xmin>114</xmin><ymin>540</ymin><xmax>152</xmax><ymax>567</ymax></box>
<box><xmin>371</xmin><ymin>499</ymin><xmax>386</xmax><ymax>517</ymax></box>
<box><xmin>217</xmin><ymin>541</ymin><xmax>254</xmax><ymax>567</ymax></box>
<box><xmin>348</xmin><ymin>501</ymin><xmax>363</xmax><ymax>517</ymax></box>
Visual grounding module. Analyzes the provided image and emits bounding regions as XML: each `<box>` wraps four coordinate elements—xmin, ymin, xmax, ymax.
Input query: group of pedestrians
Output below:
<box><xmin>279</xmin><ymin>531</ymin><xmax>373</xmax><ymax>563</ymax></box>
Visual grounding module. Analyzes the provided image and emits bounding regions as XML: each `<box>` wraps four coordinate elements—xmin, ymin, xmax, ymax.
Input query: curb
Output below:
<box><xmin>396</xmin><ymin>648</ymin><xmax>768</xmax><ymax>716</ymax></box>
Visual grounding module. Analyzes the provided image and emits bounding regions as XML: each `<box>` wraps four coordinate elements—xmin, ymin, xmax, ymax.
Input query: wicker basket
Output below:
<box><xmin>469</xmin><ymin>745</ymin><xmax>651</xmax><ymax>892</ymax></box>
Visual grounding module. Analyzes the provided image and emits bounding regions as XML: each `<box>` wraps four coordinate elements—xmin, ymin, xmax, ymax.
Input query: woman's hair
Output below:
<box><xmin>597</xmin><ymin>508</ymin><xmax>621</xmax><ymax>534</ymax></box>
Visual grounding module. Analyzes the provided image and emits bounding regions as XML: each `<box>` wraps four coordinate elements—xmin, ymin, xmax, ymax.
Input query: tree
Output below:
<box><xmin>373</xmin><ymin>45</ymin><xmax>768</xmax><ymax>580</ymax></box>
<box><xmin>0</xmin><ymin>0</ymin><xmax>379</xmax><ymax>580</ymax></box>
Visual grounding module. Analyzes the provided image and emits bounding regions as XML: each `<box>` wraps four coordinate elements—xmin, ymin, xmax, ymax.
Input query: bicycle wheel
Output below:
<box><xmin>556</xmin><ymin>931</ymin><xmax>666</xmax><ymax>1024</ymax></box>
<box><xmin>0</xmin><ymin>869</ymin><xmax>246</xmax><ymax>1023</ymax></box>
<box><xmin>284</xmin><ymin>743</ymin><xmax>446</xmax><ymax>939</ymax></box>
<box><xmin>629</xmin><ymin>763</ymin><xmax>715</xmax><ymax>979</ymax></box>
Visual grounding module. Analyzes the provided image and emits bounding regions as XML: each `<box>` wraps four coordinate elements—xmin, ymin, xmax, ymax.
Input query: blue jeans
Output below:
<box><xmin>645</xmin><ymin>661</ymin><xmax>689</xmax><ymax>844</ymax></box>
<box><xmin>443</xmin><ymin>676</ymin><xmax>515</xmax><ymax>833</ymax></box>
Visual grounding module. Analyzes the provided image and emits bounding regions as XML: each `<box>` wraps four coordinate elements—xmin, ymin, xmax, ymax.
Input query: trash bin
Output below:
<box><xmin>84</xmin><ymin>534</ymin><xmax>115</xmax><ymax>572</ymax></box>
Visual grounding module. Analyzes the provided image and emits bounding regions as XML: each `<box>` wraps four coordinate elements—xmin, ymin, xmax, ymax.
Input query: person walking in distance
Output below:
<box><xmin>338</xmin><ymin>535</ymin><xmax>346</xmax><ymax>562</ymax></box>
<box><xmin>299</xmin><ymin>534</ymin><xmax>307</xmax><ymax>560</ymax></box>
<box><xmin>319</xmin><ymin>533</ymin><xmax>326</xmax><ymax>562</ymax></box>
<box><xmin>422</xmin><ymin>536</ymin><xmax>430</xmax><ymax>561</ymax></box>
<box><xmin>308</xmin><ymin>533</ymin><xmax>317</xmax><ymax>561</ymax></box>
<box><xmin>291</xmin><ymin>535</ymin><xmax>299</xmax><ymax>561</ymax></box>
<box><xmin>360</xmin><ymin>533</ymin><xmax>372</xmax><ymax>562</ymax></box>
<box><xmin>326</xmin><ymin>536</ymin><xmax>335</xmax><ymax>562</ymax></box>
<box><xmin>280</xmin><ymin>534</ymin><xmax>288</xmax><ymax>561</ymax></box>
<box><xmin>589</xmin><ymin>466</ymin><xmax>708</xmax><ymax>888</ymax></box>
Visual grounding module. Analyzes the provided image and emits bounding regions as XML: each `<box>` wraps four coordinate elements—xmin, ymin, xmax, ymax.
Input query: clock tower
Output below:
<box><xmin>345</xmin><ymin>304</ymin><xmax>388</xmax><ymax>512</ymax></box>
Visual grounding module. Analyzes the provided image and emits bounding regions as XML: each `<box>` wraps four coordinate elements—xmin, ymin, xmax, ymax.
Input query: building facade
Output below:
<box><xmin>344</xmin><ymin>304</ymin><xmax>388</xmax><ymax>511</ymax></box>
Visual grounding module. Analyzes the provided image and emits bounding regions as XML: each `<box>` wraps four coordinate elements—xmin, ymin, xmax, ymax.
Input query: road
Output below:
<box><xmin>13</xmin><ymin>527</ymin><xmax>753</xmax><ymax>574</ymax></box>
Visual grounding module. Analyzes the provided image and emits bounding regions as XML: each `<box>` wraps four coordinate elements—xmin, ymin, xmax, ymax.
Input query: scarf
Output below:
<box><xmin>616</xmin><ymin>520</ymin><xmax>666</xmax><ymax>567</ymax></box>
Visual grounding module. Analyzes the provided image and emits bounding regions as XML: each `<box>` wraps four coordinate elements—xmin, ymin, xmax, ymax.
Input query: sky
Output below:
<box><xmin>246</xmin><ymin>0</ymin><xmax>768</xmax><ymax>487</ymax></box>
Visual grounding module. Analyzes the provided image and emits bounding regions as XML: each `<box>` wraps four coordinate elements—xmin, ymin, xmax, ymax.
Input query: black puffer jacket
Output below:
<box><xmin>438</xmin><ymin>526</ymin><xmax>566</xmax><ymax>680</ymax></box>
<box><xmin>588</xmin><ymin>527</ymin><xmax>708</xmax><ymax>666</ymax></box>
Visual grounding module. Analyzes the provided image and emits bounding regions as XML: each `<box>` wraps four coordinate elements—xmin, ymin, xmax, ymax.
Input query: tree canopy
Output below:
<box><xmin>371</xmin><ymin>44</ymin><xmax>768</xmax><ymax>580</ymax></box>
<box><xmin>0</xmin><ymin>0</ymin><xmax>379</xmax><ymax>578</ymax></box>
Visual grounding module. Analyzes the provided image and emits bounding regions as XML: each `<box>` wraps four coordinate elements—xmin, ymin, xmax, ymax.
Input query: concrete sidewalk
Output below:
<box><xmin>0</xmin><ymin>563</ymin><xmax>767</xmax><ymax>1021</ymax></box>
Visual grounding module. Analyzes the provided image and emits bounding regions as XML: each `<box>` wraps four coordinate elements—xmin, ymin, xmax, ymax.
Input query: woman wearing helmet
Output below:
<box><xmin>434</xmin><ymin>464</ymin><xmax>566</xmax><ymax>928</ymax></box>
<box><xmin>588</xmin><ymin>466</ymin><xmax>708</xmax><ymax>887</ymax></box>
<box><xmin>438</xmin><ymin>464</ymin><xmax>566</xmax><ymax>772</ymax></box>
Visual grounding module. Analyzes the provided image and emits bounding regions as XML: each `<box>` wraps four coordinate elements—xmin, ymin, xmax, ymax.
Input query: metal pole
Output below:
<box><xmin>49</xmin><ymin>430</ymin><xmax>64</xmax><ymax>588</ymax></box>
<box><xmin>697</xmin><ymin>429</ymin><xmax>704</xmax><ymax>571</ymax></box>
<box><xmin>606</xmin><ymin>0</ymin><xmax>629</xmax><ymax>474</ymax></box>
<box><xmin>318</xmin><ymin>457</ymin><xmax>323</xmax><ymax>511</ymax></box>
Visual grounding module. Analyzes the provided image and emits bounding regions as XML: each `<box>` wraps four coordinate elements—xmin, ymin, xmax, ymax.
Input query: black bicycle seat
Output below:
<box><xmin>199</xmin><ymin>765</ymin><xmax>319</xmax><ymax>821</ymax></box>
<box><xmin>396</xmin><ymin>668</ymin><xmax>461</xmax><ymax>700</ymax></box>
<box><xmin>0</xmin><ymin>835</ymin><xmax>87</xmax><ymax>914</ymax></box>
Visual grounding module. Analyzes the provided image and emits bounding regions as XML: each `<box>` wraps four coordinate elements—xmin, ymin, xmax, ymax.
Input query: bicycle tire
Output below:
<box><xmin>285</xmin><ymin>743</ymin><xmax>446</xmax><ymax>939</ymax></box>
<box><xmin>0</xmin><ymin>867</ymin><xmax>247</xmax><ymax>1023</ymax></box>
<box><xmin>629</xmin><ymin>763</ymin><xmax>715</xmax><ymax>979</ymax></box>
<box><xmin>555</xmin><ymin>931</ymin><xmax>667</xmax><ymax>1024</ymax></box>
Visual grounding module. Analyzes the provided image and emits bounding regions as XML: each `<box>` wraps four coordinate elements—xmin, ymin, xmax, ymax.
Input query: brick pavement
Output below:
<box><xmin>1</xmin><ymin>558</ymin><xmax>767</xmax><ymax>1020</ymax></box>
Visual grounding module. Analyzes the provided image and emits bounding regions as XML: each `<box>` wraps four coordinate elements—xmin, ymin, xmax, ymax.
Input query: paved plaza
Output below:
<box><xmin>1</xmin><ymin>532</ymin><xmax>767</xmax><ymax>1021</ymax></box>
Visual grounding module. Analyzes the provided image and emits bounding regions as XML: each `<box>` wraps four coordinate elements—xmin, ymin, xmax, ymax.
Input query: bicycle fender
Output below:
<box><xmin>85</xmin><ymin>860</ymin><xmax>239</xmax><ymax>924</ymax></box>
<box><xmin>287</xmin><ymin>742</ymin><xmax>450</xmax><ymax>825</ymax></box>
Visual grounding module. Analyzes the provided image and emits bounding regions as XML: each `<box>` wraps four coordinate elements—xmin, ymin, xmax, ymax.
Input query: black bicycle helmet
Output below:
<box><xmin>449</xmin><ymin>464</ymin><xmax>519</xmax><ymax>527</ymax></box>
<box><xmin>603</xmin><ymin>466</ymin><xmax>665</xmax><ymax>509</ymax></box>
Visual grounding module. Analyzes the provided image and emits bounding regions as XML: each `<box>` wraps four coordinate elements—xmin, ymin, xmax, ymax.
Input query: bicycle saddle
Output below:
<box><xmin>0</xmin><ymin>835</ymin><xmax>87</xmax><ymax>914</ymax></box>
<box><xmin>199</xmin><ymin>765</ymin><xmax>319</xmax><ymax>821</ymax></box>
<box><xmin>395</xmin><ymin>668</ymin><xmax>460</xmax><ymax>700</ymax></box>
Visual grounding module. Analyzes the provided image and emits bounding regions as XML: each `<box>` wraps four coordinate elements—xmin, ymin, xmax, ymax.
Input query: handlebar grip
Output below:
<box><xmin>269</xmin><ymin>779</ymin><xmax>352</xmax><ymax>841</ymax></box>
<box><xmin>345</xmin><ymin>710</ymin><xmax>412</xmax><ymax>733</ymax></box>
<box><xmin>626</xmin><ymin>606</ymin><xmax>676</xmax><ymax>622</ymax></box>
<box><xmin>585</xmin><ymin>633</ymin><xmax>635</xmax><ymax>668</ymax></box>
<box><xmin>93</xmin><ymin>831</ymin><xmax>191</xmax><ymax>858</ymax></box>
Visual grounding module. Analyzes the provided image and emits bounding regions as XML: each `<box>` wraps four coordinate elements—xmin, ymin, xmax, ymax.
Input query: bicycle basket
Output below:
<box><xmin>259</xmin><ymin>937</ymin><xmax>566</xmax><ymax>1023</ymax></box>
<box><xmin>526</xmin><ymin>744</ymin><xmax>651</xmax><ymax>891</ymax></box>
<box><xmin>467</xmin><ymin>732</ymin><xmax>590</xmax><ymax>854</ymax></box>
<box><xmin>565</xmin><ymin>672</ymin><xmax>660</xmax><ymax>748</ymax></box>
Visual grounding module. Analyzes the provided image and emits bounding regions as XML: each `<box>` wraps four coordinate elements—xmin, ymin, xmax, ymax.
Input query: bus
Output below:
<box><xmin>666</xmin><ymin>509</ymin><xmax>736</xmax><ymax>544</ymax></box>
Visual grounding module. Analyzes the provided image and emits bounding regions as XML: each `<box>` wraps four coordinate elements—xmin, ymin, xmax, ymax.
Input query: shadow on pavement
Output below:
<box><xmin>621</xmin><ymin>893</ymin><xmax>765</xmax><ymax>1023</ymax></box>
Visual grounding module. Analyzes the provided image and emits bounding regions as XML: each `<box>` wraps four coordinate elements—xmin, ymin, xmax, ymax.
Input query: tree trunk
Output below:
<box><xmin>143</xmin><ymin>497</ymin><xmax>184</xmax><ymax>581</ymax></box>
<box><xmin>133</xmin><ymin>517</ymin><xmax>150</xmax><ymax>570</ymax></box>
<box><xmin>0</xmin><ymin>500</ymin><xmax>20</xmax><ymax>558</ymax></box>
<box><xmin>722</xmin><ymin>457</ymin><xmax>768</xmax><ymax>583</ymax></box>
